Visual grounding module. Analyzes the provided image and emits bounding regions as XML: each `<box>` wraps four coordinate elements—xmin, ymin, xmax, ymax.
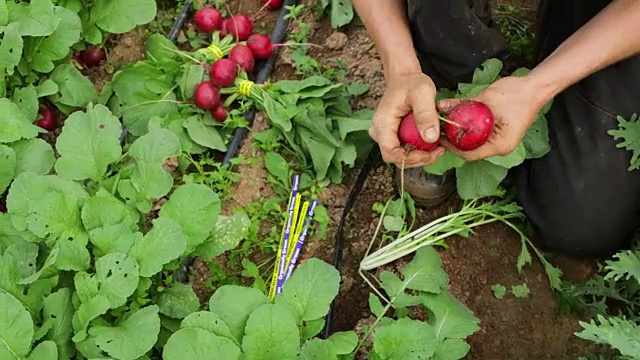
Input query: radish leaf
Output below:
<box><xmin>373</xmin><ymin>318</ymin><xmax>437</xmax><ymax>359</ymax></box>
<box><xmin>9</xmin><ymin>0</ymin><xmax>60</xmax><ymax>37</ymax></box>
<box><xmin>157</xmin><ymin>284</ymin><xmax>200</xmax><ymax>319</ymax></box>
<box><xmin>241</xmin><ymin>303</ymin><xmax>301</xmax><ymax>359</ymax></box>
<box><xmin>163</xmin><ymin>327</ymin><xmax>241</xmax><ymax>360</ymax></box>
<box><xmin>0</xmin><ymin>98</ymin><xmax>42</xmax><ymax>143</ymax></box>
<box><xmin>128</xmin><ymin>217</ymin><xmax>186</xmax><ymax>278</ymax></box>
<box><xmin>208</xmin><ymin>285</ymin><xmax>270</xmax><ymax>343</ymax></box>
<box><xmin>23</xmin><ymin>6</ymin><xmax>81</xmax><ymax>73</ymax></box>
<box><xmin>0</xmin><ymin>145</ymin><xmax>16</xmax><ymax>193</ymax></box>
<box><xmin>128</xmin><ymin>129</ymin><xmax>181</xmax><ymax>200</ymax></box>
<box><xmin>11</xmin><ymin>139</ymin><xmax>54</xmax><ymax>176</ymax></box>
<box><xmin>274</xmin><ymin>258</ymin><xmax>340</xmax><ymax>323</ymax></box>
<box><xmin>608</xmin><ymin>113</ymin><xmax>640</xmax><ymax>171</ymax></box>
<box><xmin>91</xmin><ymin>0</ymin><xmax>156</xmax><ymax>34</ymax></box>
<box><xmin>0</xmin><ymin>24</ymin><xmax>23</xmax><ymax>75</ymax></box>
<box><xmin>88</xmin><ymin>305</ymin><xmax>160</xmax><ymax>360</ymax></box>
<box><xmin>180</xmin><ymin>311</ymin><xmax>236</xmax><ymax>344</ymax></box>
<box><xmin>54</xmin><ymin>104</ymin><xmax>122</xmax><ymax>182</ymax></box>
<box><xmin>48</xmin><ymin>64</ymin><xmax>98</xmax><ymax>109</ymax></box>
<box><xmin>159</xmin><ymin>183</ymin><xmax>221</xmax><ymax>251</ymax></box>
<box><xmin>0</xmin><ymin>292</ymin><xmax>34</xmax><ymax>358</ymax></box>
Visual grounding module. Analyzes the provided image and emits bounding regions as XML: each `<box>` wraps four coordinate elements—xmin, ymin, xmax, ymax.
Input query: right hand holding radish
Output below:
<box><xmin>369</xmin><ymin>72</ymin><xmax>445</xmax><ymax>168</ymax></box>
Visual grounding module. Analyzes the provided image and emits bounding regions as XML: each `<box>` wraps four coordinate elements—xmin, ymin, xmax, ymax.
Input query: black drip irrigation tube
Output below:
<box><xmin>161</xmin><ymin>0</ymin><xmax>299</xmax><ymax>283</ymax></box>
<box><xmin>321</xmin><ymin>147</ymin><xmax>381</xmax><ymax>339</ymax></box>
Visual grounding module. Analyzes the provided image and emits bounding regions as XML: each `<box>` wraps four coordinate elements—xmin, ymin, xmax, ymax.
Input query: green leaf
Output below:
<box><xmin>10</xmin><ymin>138</ymin><xmax>55</xmax><ymax>176</ymax></box>
<box><xmin>400</xmin><ymin>246</ymin><xmax>448</xmax><ymax>294</ymax></box>
<box><xmin>491</xmin><ymin>284</ymin><xmax>507</xmax><ymax>299</ymax></box>
<box><xmin>208</xmin><ymin>285</ymin><xmax>270</xmax><ymax>343</ymax></box>
<box><xmin>24</xmin><ymin>6</ymin><xmax>81</xmax><ymax>73</ymax></box>
<box><xmin>326</xmin><ymin>331</ymin><xmax>358</xmax><ymax>354</ymax></box>
<box><xmin>81</xmin><ymin>188</ymin><xmax>138</xmax><ymax>232</ymax></box>
<box><xmin>158</xmin><ymin>183</ymin><xmax>221</xmax><ymax>251</ymax></box>
<box><xmin>48</xmin><ymin>64</ymin><xmax>98</xmax><ymax>108</ymax></box>
<box><xmin>522</xmin><ymin>114</ymin><xmax>551</xmax><ymax>159</ymax></box>
<box><xmin>36</xmin><ymin>80</ymin><xmax>59</xmax><ymax>97</ymax></box>
<box><xmin>0</xmin><ymin>292</ymin><xmax>33</xmax><ymax>359</ymax></box>
<box><xmin>128</xmin><ymin>128</ymin><xmax>181</xmax><ymax>200</ymax></box>
<box><xmin>0</xmin><ymin>24</ymin><xmax>23</xmax><ymax>75</ymax></box>
<box><xmin>94</xmin><ymin>253</ymin><xmax>140</xmax><ymax>308</ymax></box>
<box><xmin>422</xmin><ymin>291</ymin><xmax>480</xmax><ymax>340</ymax></box>
<box><xmin>299</xmin><ymin>127</ymin><xmax>335</xmax><ymax>182</ymax></box>
<box><xmin>195</xmin><ymin>212</ymin><xmax>251</xmax><ymax>259</ymax></box>
<box><xmin>329</xmin><ymin>0</ymin><xmax>354</xmax><ymax>28</ymax></box>
<box><xmin>12</xmin><ymin>85</ymin><xmax>38</xmax><ymax>121</ymax></box>
<box><xmin>128</xmin><ymin>217</ymin><xmax>187</xmax><ymax>277</ymax></box>
<box><xmin>455</xmin><ymin>161</ymin><xmax>509</xmax><ymax>200</ymax></box>
<box><xmin>26</xmin><ymin>340</ymin><xmax>57</xmax><ymax>360</ymax></box>
<box><xmin>42</xmin><ymin>288</ymin><xmax>74</xmax><ymax>360</ymax></box>
<box><xmin>300</xmin><ymin>339</ymin><xmax>337</xmax><ymax>360</ymax></box>
<box><xmin>373</xmin><ymin>318</ymin><xmax>437</xmax><ymax>359</ymax></box>
<box><xmin>575</xmin><ymin>314</ymin><xmax>640</xmax><ymax>358</ymax></box>
<box><xmin>157</xmin><ymin>284</ymin><xmax>200</xmax><ymax>319</ymax></box>
<box><xmin>10</xmin><ymin>0</ymin><xmax>60</xmax><ymax>36</ymax></box>
<box><xmin>472</xmin><ymin>58</ymin><xmax>503</xmax><ymax>85</ymax></box>
<box><xmin>241</xmin><ymin>303</ymin><xmax>301</xmax><ymax>360</ymax></box>
<box><xmin>91</xmin><ymin>0</ymin><xmax>157</xmax><ymax>34</ymax></box>
<box><xmin>0</xmin><ymin>98</ymin><xmax>42</xmax><ymax>143</ymax></box>
<box><xmin>180</xmin><ymin>311</ymin><xmax>236</xmax><ymax>344</ymax></box>
<box><xmin>145</xmin><ymin>33</ymin><xmax>179</xmax><ymax>63</ymax></box>
<box><xmin>163</xmin><ymin>328</ymin><xmax>241</xmax><ymax>360</ymax></box>
<box><xmin>275</xmin><ymin>258</ymin><xmax>340</xmax><ymax>323</ymax></box>
<box><xmin>609</xmin><ymin>114</ymin><xmax>640</xmax><ymax>171</ymax></box>
<box><xmin>0</xmin><ymin>145</ymin><xmax>16</xmax><ymax>194</ymax></box>
<box><xmin>88</xmin><ymin>305</ymin><xmax>160</xmax><ymax>360</ymax></box>
<box><xmin>510</xmin><ymin>283</ymin><xmax>530</xmax><ymax>298</ymax></box>
<box><xmin>485</xmin><ymin>142</ymin><xmax>526</xmax><ymax>169</ymax></box>
<box><xmin>178</xmin><ymin>64</ymin><xmax>205</xmax><ymax>100</ymax></box>
<box><xmin>182</xmin><ymin>116</ymin><xmax>227</xmax><ymax>152</ymax></box>
<box><xmin>433</xmin><ymin>338</ymin><xmax>471</xmax><ymax>360</ymax></box>
<box><xmin>54</xmin><ymin>104</ymin><xmax>122</xmax><ymax>181</ymax></box>
<box><xmin>424</xmin><ymin>151</ymin><xmax>465</xmax><ymax>175</ymax></box>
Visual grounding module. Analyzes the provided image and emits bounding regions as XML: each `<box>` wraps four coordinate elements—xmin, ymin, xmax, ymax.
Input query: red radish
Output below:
<box><xmin>229</xmin><ymin>44</ymin><xmax>255</xmax><ymax>73</ymax></box>
<box><xmin>212</xmin><ymin>105</ymin><xmax>228</xmax><ymax>121</ymax></box>
<box><xmin>398</xmin><ymin>112</ymin><xmax>439</xmax><ymax>151</ymax></box>
<box><xmin>261</xmin><ymin>0</ymin><xmax>283</xmax><ymax>10</ymax></box>
<box><xmin>194</xmin><ymin>7</ymin><xmax>223</xmax><ymax>33</ymax></box>
<box><xmin>247</xmin><ymin>34</ymin><xmax>273</xmax><ymax>59</ymax></box>
<box><xmin>443</xmin><ymin>100</ymin><xmax>495</xmax><ymax>151</ymax></box>
<box><xmin>0</xmin><ymin>203</ymin><xmax>5</xmax><ymax>213</ymax></box>
<box><xmin>193</xmin><ymin>81</ymin><xmax>221</xmax><ymax>110</ymax></box>
<box><xmin>224</xmin><ymin>15</ymin><xmax>253</xmax><ymax>41</ymax></box>
<box><xmin>220</xmin><ymin>19</ymin><xmax>229</xmax><ymax>37</ymax></box>
<box><xmin>36</xmin><ymin>107</ymin><xmax>57</xmax><ymax>131</ymax></box>
<box><xmin>71</xmin><ymin>54</ymin><xmax>84</xmax><ymax>69</ymax></box>
<box><xmin>79</xmin><ymin>46</ymin><xmax>106</xmax><ymax>68</ymax></box>
<box><xmin>210</xmin><ymin>59</ymin><xmax>238</xmax><ymax>88</ymax></box>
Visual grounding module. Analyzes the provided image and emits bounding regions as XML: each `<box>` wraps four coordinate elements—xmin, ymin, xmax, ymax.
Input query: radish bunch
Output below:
<box><xmin>398</xmin><ymin>100</ymin><xmax>495</xmax><ymax>152</ymax></box>
<box><xmin>189</xmin><ymin>4</ymin><xmax>283</xmax><ymax>121</ymax></box>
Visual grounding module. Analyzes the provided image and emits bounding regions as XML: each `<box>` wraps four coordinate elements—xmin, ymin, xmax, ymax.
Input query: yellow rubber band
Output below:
<box><xmin>206</xmin><ymin>44</ymin><xmax>223</xmax><ymax>59</ymax></box>
<box><xmin>239</xmin><ymin>80</ymin><xmax>255</xmax><ymax>97</ymax></box>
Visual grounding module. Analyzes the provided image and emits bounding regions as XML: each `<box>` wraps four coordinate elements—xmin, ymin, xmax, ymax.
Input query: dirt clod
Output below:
<box><xmin>324</xmin><ymin>31</ymin><xmax>349</xmax><ymax>50</ymax></box>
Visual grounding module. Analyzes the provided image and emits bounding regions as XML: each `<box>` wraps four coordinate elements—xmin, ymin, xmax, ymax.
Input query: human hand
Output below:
<box><xmin>369</xmin><ymin>71</ymin><xmax>446</xmax><ymax>168</ymax></box>
<box><xmin>436</xmin><ymin>75</ymin><xmax>549</xmax><ymax>161</ymax></box>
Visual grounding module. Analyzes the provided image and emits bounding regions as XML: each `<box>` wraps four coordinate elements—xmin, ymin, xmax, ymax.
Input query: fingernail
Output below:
<box><xmin>423</xmin><ymin>127</ymin><xmax>438</xmax><ymax>142</ymax></box>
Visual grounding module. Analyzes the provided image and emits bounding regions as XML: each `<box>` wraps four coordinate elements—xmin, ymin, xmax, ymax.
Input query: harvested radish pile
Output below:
<box><xmin>0</xmin><ymin>0</ymin><xmax>631</xmax><ymax>359</ymax></box>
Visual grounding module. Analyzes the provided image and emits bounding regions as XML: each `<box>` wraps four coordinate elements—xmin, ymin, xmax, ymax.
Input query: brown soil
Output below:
<box><xmin>179</xmin><ymin>0</ymin><xmax>604</xmax><ymax>359</ymax></box>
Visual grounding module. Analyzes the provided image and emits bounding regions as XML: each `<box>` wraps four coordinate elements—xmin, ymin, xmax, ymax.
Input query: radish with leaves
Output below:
<box><xmin>79</xmin><ymin>46</ymin><xmax>106</xmax><ymax>67</ymax></box>
<box><xmin>194</xmin><ymin>81</ymin><xmax>221</xmax><ymax>110</ymax></box>
<box><xmin>223</xmin><ymin>15</ymin><xmax>253</xmax><ymax>41</ymax></box>
<box><xmin>36</xmin><ymin>107</ymin><xmax>57</xmax><ymax>131</ymax></box>
<box><xmin>210</xmin><ymin>59</ymin><xmax>238</xmax><ymax>88</ymax></box>
<box><xmin>444</xmin><ymin>100</ymin><xmax>495</xmax><ymax>151</ymax></box>
<box><xmin>194</xmin><ymin>7</ymin><xmax>223</xmax><ymax>33</ymax></box>
<box><xmin>229</xmin><ymin>44</ymin><xmax>255</xmax><ymax>73</ymax></box>
<box><xmin>212</xmin><ymin>105</ymin><xmax>228</xmax><ymax>121</ymax></box>
<box><xmin>247</xmin><ymin>34</ymin><xmax>274</xmax><ymax>59</ymax></box>
<box><xmin>398</xmin><ymin>113</ymin><xmax>439</xmax><ymax>151</ymax></box>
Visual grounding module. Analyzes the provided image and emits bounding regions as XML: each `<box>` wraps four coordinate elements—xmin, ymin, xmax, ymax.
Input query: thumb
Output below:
<box><xmin>409</xmin><ymin>90</ymin><xmax>440</xmax><ymax>144</ymax></box>
<box><xmin>436</xmin><ymin>98</ymin><xmax>464</xmax><ymax>115</ymax></box>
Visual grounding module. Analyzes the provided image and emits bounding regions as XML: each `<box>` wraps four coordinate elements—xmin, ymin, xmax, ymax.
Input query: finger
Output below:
<box><xmin>408</xmin><ymin>86</ymin><xmax>440</xmax><ymax>144</ymax></box>
<box><xmin>402</xmin><ymin>146</ymin><xmax>446</xmax><ymax>168</ymax></box>
<box><xmin>436</xmin><ymin>98</ymin><xmax>465</xmax><ymax>115</ymax></box>
<box><xmin>440</xmin><ymin>138</ymin><xmax>495</xmax><ymax>162</ymax></box>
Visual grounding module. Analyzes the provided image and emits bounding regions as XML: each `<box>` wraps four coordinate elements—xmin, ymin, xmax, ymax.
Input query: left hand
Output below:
<box><xmin>436</xmin><ymin>75</ymin><xmax>550</xmax><ymax>161</ymax></box>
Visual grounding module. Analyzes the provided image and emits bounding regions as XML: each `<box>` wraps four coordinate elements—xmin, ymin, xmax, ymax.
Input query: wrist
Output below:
<box><xmin>381</xmin><ymin>51</ymin><xmax>423</xmax><ymax>80</ymax></box>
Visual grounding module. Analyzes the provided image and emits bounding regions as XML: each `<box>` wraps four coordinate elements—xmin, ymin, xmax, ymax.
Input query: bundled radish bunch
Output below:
<box><xmin>186</xmin><ymin>3</ymin><xmax>287</xmax><ymax>121</ymax></box>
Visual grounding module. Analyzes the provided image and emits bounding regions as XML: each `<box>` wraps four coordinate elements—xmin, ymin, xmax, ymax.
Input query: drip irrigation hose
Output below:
<box><xmin>321</xmin><ymin>147</ymin><xmax>381</xmax><ymax>339</ymax></box>
<box><xmin>173</xmin><ymin>0</ymin><xmax>298</xmax><ymax>283</ymax></box>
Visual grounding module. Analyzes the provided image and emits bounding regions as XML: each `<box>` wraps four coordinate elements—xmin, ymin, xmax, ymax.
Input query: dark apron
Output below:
<box><xmin>406</xmin><ymin>0</ymin><xmax>640</xmax><ymax>257</ymax></box>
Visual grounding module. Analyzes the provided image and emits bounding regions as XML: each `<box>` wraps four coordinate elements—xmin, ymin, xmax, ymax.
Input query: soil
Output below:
<box><xmin>104</xmin><ymin>0</ymin><xmax>605</xmax><ymax>359</ymax></box>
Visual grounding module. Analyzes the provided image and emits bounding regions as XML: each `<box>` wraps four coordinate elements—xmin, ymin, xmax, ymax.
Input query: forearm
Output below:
<box><xmin>352</xmin><ymin>0</ymin><xmax>421</xmax><ymax>79</ymax></box>
<box><xmin>529</xmin><ymin>0</ymin><xmax>640</xmax><ymax>102</ymax></box>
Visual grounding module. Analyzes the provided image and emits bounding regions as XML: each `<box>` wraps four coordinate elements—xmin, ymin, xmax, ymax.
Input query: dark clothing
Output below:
<box><xmin>406</xmin><ymin>0</ymin><xmax>640</xmax><ymax>257</ymax></box>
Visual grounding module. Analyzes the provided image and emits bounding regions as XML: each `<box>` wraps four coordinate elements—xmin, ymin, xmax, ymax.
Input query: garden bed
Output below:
<box><xmin>0</xmin><ymin>0</ymin><xmax>634</xmax><ymax>359</ymax></box>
